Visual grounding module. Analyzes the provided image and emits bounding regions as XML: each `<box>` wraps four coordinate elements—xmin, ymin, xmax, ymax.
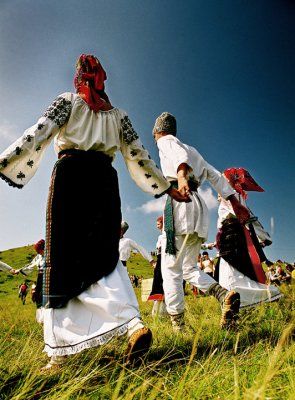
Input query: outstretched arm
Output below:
<box><xmin>0</xmin><ymin>93</ymin><xmax>72</xmax><ymax>188</ymax></box>
<box><xmin>120</xmin><ymin>113</ymin><xmax>189</xmax><ymax>202</ymax></box>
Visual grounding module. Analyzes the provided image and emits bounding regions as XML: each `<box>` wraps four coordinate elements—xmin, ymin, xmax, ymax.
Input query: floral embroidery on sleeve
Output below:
<box><xmin>121</xmin><ymin>116</ymin><xmax>139</xmax><ymax>145</ymax></box>
<box><xmin>0</xmin><ymin>159</ymin><xmax>9</xmax><ymax>168</ymax></box>
<box><xmin>43</xmin><ymin>96</ymin><xmax>72</xmax><ymax>127</ymax></box>
<box><xmin>15</xmin><ymin>147</ymin><xmax>23</xmax><ymax>155</ymax></box>
<box><xmin>17</xmin><ymin>171</ymin><xmax>25</xmax><ymax>180</ymax></box>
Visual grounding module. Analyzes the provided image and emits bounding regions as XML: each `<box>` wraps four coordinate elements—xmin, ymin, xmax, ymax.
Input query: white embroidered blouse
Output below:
<box><xmin>0</xmin><ymin>93</ymin><xmax>169</xmax><ymax>197</ymax></box>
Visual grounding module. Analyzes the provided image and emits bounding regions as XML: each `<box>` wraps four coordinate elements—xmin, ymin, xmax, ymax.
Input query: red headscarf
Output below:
<box><xmin>74</xmin><ymin>54</ymin><xmax>110</xmax><ymax>112</ymax></box>
<box><xmin>34</xmin><ymin>239</ymin><xmax>45</xmax><ymax>254</ymax></box>
<box><xmin>224</xmin><ymin>168</ymin><xmax>264</xmax><ymax>199</ymax></box>
<box><xmin>157</xmin><ymin>216</ymin><xmax>163</xmax><ymax>223</ymax></box>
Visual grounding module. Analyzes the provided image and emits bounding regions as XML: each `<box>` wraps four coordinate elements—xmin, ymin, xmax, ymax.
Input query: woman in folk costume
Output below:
<box><xmin>148</xmin><ymin>216</ymin><xmax>167</xmax><ymax>317</ymax></box>
<box><xmin>17</xmin><ymin>239</ymin><xmax>45</xmax><ymax>320</ymax></box>
<box><xmin>119</xmin><ymin>221</ymin><xmax>155</xmax><ymax>267</ymax></box>
<box><xmin>0</xmin><ymin>54</ymin><xmax>188</xmax><ymax>370</ymax></box>
<box><xmin>215</xmin><ymin>168</ymin><xmax>282</xmax><ymax>308</ymax></box>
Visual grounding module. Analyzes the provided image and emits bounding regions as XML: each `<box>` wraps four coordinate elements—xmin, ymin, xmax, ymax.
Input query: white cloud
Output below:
<box><xmin>137</xmin><ymin>187</ymin><xmax>218</xmax><ymax>214</ymax></box>
<box><xmin>198</xmin><ymin>187</ymin><xmax>218</xmax><ymax>210</ymax></box>
<box><xmin>137</xmin><ymin>196</ymin><xmax>166</xmax><ymax>214</ymax></box>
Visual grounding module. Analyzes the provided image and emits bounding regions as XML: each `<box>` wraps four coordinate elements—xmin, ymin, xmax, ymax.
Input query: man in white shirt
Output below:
<box><xmin>200</xmin><ymin>251</ymin><xmax>214</xmax><ymax>278</ymax></box>
<box><xmin>153</xmin><ymin>112</ymin><xmax>250</xmax><ymax>331</ymax></box>
<box><xmin>119</xmin><ymin>221</ymin><xmax>155</xmax><ymax>268</ymax></box>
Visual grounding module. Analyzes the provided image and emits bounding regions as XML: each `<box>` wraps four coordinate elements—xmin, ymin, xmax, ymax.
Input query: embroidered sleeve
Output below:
<box><xmin>119</xmin><ymin>113</ymin><xmax>170</xmax><ymax>197</ymax></box>
<box><xmin>0</xmin><ymin>93</ymin><xmax>72</xmax><ymax>188</ymax></box>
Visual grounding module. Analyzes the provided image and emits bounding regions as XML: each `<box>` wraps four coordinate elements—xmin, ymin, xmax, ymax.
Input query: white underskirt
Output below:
<box><xmin>43</xmin><ymin>261</ymin><xmax>141</xmax><ymax>356</ymax></box>
<box><xmin>219</xmin><ymin>258</ymin><xmax>282</xmax><ymax>308</ymax></box>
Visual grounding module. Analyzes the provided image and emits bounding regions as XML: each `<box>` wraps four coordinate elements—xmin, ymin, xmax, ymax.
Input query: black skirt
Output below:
<box><xmin>43</xmin><ymin>149</ymin><xmax>122</xmax><ymax>309</ymax></box>
<box><xmin>215</xmin><ymin>217</ymin><xmax>263</xmax><ymax>282</ymax></box>
<box><xmin>148</xmin><ymin>254</ymin><xmax>164</xmax><ymax>301</ymax></box>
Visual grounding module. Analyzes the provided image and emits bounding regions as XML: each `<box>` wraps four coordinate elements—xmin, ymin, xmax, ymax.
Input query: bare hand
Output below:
<box><xmin>150</xmin><ymin>260</ymin><xmax>157</xmax><ymax>269</ymax></box>
<box><xmin>11</xmin><ymin>269</ymin><xmax>19</xmax><ymax>275</ymax></box>
<box><xmin>178</xmin><ymin>176</ymin><xmax>191</xmax><ymax>197</ymax></box>
<box><xmin>167</xmin><ymin>187</ymin><xmax>191</xmax><ymax>203</ymax></box>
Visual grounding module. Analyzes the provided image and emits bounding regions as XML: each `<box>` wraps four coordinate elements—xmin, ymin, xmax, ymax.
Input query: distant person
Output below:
<box><xmin>18</xmin><ymin>282</ymin><xmax>28</xmax><ymax>305</ymax></box>
<box><xmin>17</xmin><ymin>239</ymin><xmax>45</xmax><ymax>309</ymax></box>
<box><xmin>153</xmin><ymin>112</ymin><xmax>249</xmax><ymax>331</ymax></box>
<box><xmin>119</xmin><ymin>221</ymin><xmax>155</xmax><ymax>267</ymax></box>
<box><xmin>148</xmin><ymin>216</ymin><xmax>167</xmax><ymax>317</ymax></box>
<box><xmin>0</xmin><ymin>54</ymin><xmax>188</xmax><ymax>370</ymax></box>
<box><xmin>199</xmin><ymin>252</ymin><xmax>214</xmax><ymax>278</ymax></box>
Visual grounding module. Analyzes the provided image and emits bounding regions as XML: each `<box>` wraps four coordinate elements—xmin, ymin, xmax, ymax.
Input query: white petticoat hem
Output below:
<box><xmin>44</xmin><ymin>316</ymin><xmax>137</xmax><ymax>357</ymax></box>
<box><xmin>239</xmin><ymin>292</ymin><xmax>283</xmax><ymax>309</ymax></box>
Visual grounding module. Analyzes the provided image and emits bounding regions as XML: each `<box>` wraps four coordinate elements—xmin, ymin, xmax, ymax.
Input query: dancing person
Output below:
<box><xmin>119</xmin><ymin>221</ymin><xmax>155</xmax><ymax>267</ymax></box>
<box><xmin>17</xmin><ymin>239</ymin><xmax>45</xmax><ymax>308</ymax></box>
<box><xmin>0</xmin><ymin>55</ymin><xmax>188</xmax><ymax>370</ymax></box>
<box><xmin>152</xmin><ymin>112</ymin><xmax>250</xmax><ymax>331</ymax></box>
<box><xmin>148</xmin><ymin>216</ymin><xmax>167</xmax><ymax>317</ymax></box>
<box><xmin>215</xmin><ymin>168</ymin><xmax>282</xmax><ymax>308</ymax></box>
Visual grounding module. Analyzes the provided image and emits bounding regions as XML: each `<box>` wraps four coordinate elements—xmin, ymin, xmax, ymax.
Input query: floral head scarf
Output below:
<box><xmin>224</xmin><ymin>167</ymin><xmax>264</xmax><ymax>199</ymax></box>
<box><xmin>74</xmin><ymin>54</ymin><xmax>109</xmax><ymax>112</ymax></box>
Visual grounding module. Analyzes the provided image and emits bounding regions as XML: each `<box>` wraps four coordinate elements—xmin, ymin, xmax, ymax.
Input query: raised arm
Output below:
<box><xmin>0</xmin><ymin>93</ymin><xmax>72</xmax><ymax>188</ymax></box>
<box><xmin>119</xmin><ymin>114</ymin><xmax>189</xmax><ymax>202</ymax></box>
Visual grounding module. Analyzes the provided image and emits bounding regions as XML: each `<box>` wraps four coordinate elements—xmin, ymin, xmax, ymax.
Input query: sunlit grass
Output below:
<box><xmin>0</xmin><ymin>247</ymin><xmax>294</xmax><ymax>399</ymax></box>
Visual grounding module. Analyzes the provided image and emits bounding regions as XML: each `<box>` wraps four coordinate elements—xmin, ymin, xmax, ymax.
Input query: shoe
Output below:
<box><xmin>220</xmin><ymin>290</ymin><xmax>240</xmax><ymax>329</ymax></box>
<box><xmin>40</xmin><ymin>361</ymin><xmax>62</xmax><ymax>374</ymax></box>
<box><xmin>125</xmin><ymin>327</ymin><xmax>152</xmax><ymax>365</ymax></box>
<box><xmin>40</xmin><ymin>355</ymin><xmax>67</xmax><ymax>374</ymax></box>
<box><xmin>170</xmin><ymin>313</ymin><xmax>185</xmax><ymax>333</ymax></box>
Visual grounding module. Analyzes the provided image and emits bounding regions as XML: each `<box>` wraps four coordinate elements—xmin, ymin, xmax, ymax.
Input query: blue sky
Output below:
<box><xmin>0</xmin><ymin>0</ymin><xmax>294</xmax><ymax>262</ymax></box>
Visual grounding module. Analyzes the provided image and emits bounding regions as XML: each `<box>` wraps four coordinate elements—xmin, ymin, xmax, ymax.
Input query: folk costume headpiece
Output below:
<box><xmin>121</xmin><ymin>221</ymin><xmax>129</xmax><ymax>234</ymax></box>
<box><xmin>34</xmin><ymin>239</ymin><xmax>45</xmax><ymax>254</ymax></box>
<box><xmin>224</xmin><ymin>167</ymin><xmax>264</xmax><ymax>199</ymax></box>
<box><xmin>153</xmin><ymin>112</ymin><xmax>177</xmax><ymax>136</ymax></box>
<box><xmin>74</xmin><ymin>54</ymin><xmax>110</xmax><ymax>112</ymax></box>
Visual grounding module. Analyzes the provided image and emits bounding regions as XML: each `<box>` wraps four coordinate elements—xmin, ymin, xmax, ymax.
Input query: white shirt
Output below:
<box><xmin>156</xmin><ymin>233</ymin><xmax>165</xmax><ymax>255</ymax></box>
<box><xmin>20</xmin><ymin>254</ymin><xmax>44</xmax><ymax>275</ymax></box>
<box><xmin>157</xmin><ymin>135</ymin><xmax>235</xmax><ymax>238</ymax></box>
<box><xmin>0</xmin><ymin>260</ymin><xmax>13</xmax><ymax>273</ymax></box>
<box><xmin>119</xmin><ymin>237</ymin><xmax>153</xmax><ymax>262</ymax></box>
<box><xmin>0</xmin><ymin>93</ymin><xmax>169</xmax><ymax>197</ymax></box>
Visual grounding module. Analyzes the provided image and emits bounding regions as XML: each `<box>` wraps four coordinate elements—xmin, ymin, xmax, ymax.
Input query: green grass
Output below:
<box><xmin>0</xmin><ymin>246</ymin><xmax>294</xmax><ymax>399</ymax></box>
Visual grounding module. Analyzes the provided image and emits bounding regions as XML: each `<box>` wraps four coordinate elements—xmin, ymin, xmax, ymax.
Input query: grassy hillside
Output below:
<box><xmin>0</xmin><ymin>245</ymin><xmax>294</xmax><ymax>399</ymax></box>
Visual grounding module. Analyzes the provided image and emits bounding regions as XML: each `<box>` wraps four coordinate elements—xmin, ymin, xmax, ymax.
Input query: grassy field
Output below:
<box><xmin>0</xmin><ymin>245</ymin><xmax>294</xmax><ymax>399</ymax></box>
